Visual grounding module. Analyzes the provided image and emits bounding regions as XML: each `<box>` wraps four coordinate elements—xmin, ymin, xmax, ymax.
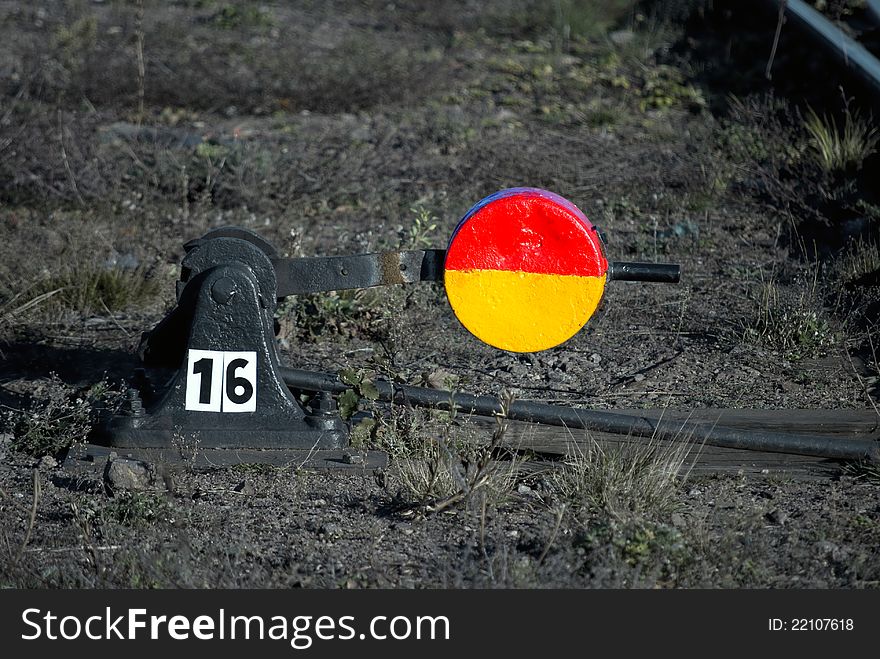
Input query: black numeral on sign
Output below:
<box><xmin>193</xmin><ymin>357</ymin><xmax>214</xmax><ymax>405</ymax></box>
<box><xmin>225</xmin><ymin>358</ymin><xmax>254</xmax><ymax>405</ymax></box>
<box><xmin>185</xmin><ymin>350</ymin><xmax>257</xmax><ymax>412</ymax></box>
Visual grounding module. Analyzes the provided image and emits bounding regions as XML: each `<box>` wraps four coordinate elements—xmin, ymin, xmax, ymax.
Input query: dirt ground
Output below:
<box><xmin>1</xmin><ymin>0</ymin><xmax>879</xmax><ymax>588</ymax></box>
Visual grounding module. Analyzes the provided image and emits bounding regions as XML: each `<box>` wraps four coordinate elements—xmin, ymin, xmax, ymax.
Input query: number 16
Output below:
<box><xmin>185</xmin><ymin>350</ymin><xmax>257</xmax><ymax>412</ymax></box>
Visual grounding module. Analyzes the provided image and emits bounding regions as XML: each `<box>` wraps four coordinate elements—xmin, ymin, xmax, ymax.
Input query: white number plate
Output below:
<box><xmin>185</xmin><ymin>349</ymin><xmax>257</xmax><ymax>412</ymax></box>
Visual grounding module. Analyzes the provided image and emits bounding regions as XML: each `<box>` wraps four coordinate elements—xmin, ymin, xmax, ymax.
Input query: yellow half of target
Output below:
<box><xmin>444</xmin><ymin>269</ymin><xmax>607</xmax><ymax>353</ymax></box>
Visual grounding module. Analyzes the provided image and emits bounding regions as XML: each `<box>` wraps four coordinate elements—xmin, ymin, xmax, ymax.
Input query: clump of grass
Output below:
<box><xmin>804</xmin><ymin>106</ymin><xmax>878</xmax><ymax>174</ymax></box>
<box><xmin>477</xmin><ymin>0</ymin><xmax>636</xmax><ymax>46</ymax></box>
<box><xmin>575</xmin><ymin>515</ymin><xmax>688</xmax><ymax>571</ymax></box>
<box><xmin>0</xmin><ymin>287</ymin><xmax>62</xmax><ymax>334</ymax></box>
<box><xmin>100</xmin><ymin>492</ymin><xmax>173</xmax><ymax>527</ymax></box>
<box><xmin>743</xmin><ymin>276</ymin><xmax>835</xmax><ymax>359</ymax></box>
<box><xmin>276</xmin><ymin>288</ymin><xmax>383</xmax><ymax>341</ymax></box>
<box><xmin>638</xmin><ymin>64</ymin><xmax>706</xmax><ymax>112</ymax></box>
<box><xmin>841</xmin><ymin>459</ymin><xmax>880</xmax><ymax>483</ymax></box>
<box><xmin>551</xmin><ymin>435</ymin><xmax>690</xmax><ymax>523</ymax></box>
<box><xmin>716</xmin><ymin>94</ymin><xmax>804</xmax><ymax>194</ymax></box>
<box><xmin>72</xmin><ymin>491</ymin><xmax>173</xmax><ymax>530</ymax></box>
<box><xmin>833</xmin><ymin>238</ymin><xmax>880</xmax><ymax>286</ymax></box>
<box><xmin>34</xmin><ymin>264</ymin><xmax>161</xmax><ymax>316</ymax></box>
<box><xmin>4</xmin><ymin>376</ymin><xmax>113</xmax><ymax>457</ymax></box>
<box><xmin>276</xmin><ymin>203</ymin><xmax>440</xmax><ymax>343</ymax></box>
<box><xmin>376</xmin><ymin>401</ymin><xmax>520</xmax><ymax>514</ymax></box>
<box><xmin>211</xmin><ymin>3</ymin><xmax>275</xmax><ymax>30</ymax></box>
<box><xmin>551</xmin><ymin>0</ymin><xmax>636</xmax><ymax>46</ymax></box>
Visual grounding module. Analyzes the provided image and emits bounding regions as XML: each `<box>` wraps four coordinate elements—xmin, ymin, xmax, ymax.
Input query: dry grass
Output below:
<box><xmin>834</xmin><ymin>238</ymin><xmax>880</xmax><ymax>286</ymax></box>
<box><xmin>0</xmin><ymin>287</ymin><xmax>62</xmax><ymax>333</ymax></box>
<box><xmin>375</xmin><ymin>400</ymin><xmax>522</xmax><ymax>514</ymax></box>
<box><xmin>550</xmin><ymin>433</ymin><xmax>692</xmax><ymax>523</ymax></box>
<box><xmin>34</xmin><ymin>264</ymin><xmax>162</xmax><ymax>316</ymax></box>
<box><xmin>804</xmin><ymin>106</ymin><xmax>879</xmax><ymax>174</ymax></box>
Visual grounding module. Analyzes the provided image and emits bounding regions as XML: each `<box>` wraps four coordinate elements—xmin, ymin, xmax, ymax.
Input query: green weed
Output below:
<box><xmin>276</xmin><ymin>288</ymin><xmax>383</xmax><ymax>341</ymax></box>
<box><xmin>575</xmin><ymin>516</ymin><xmax>689</xmax><ymax>573</ymax></box>
<box><xmin>75</xmin><ymin>492</ymin><xmax>172</xmax><ymax>529</ymax></box>
<box><xmin>337</xmin><ymin>369</ymin><xmax>381</xmax><ymax>420</ymax></box>
<box><xmin>743</xmin><ymin>276</ymin><xmax>835</xmax><ymax>359</ymax></box>
<box><xmin>102</xmin><ymin>492</ymin><xmax>172</xmax><ymax>527</ymax></box>
<box><xmin>52</xmin><ymin>15</ymin><xmax>98</xmax><ymax>70</ymax></box>
<box><xmin>5</xmin><ymin>377</ymin><xmax>113</xmax><ymax>457</ymax></box>
<box><xmin>403</xmin><ymin>205</ymin><xmax>439</xmax><ymax>249</ymax></box>
<box><xmin>211</xmin><ymin>3</ymin><xmax>275</xmax><ymax>30</ymax></box>
<box><xmin>638</xmin><ymin>65</ymin><xmax>705</xmax><ymax>112</ymax></box>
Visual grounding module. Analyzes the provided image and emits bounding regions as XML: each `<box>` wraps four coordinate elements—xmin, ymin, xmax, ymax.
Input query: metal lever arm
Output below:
<box><xmin>273</xmin><ymin>251</ymin><xmax>681</xmax><ymax>296</ymax></box>
<box><xmin>272</xmin><ymin>249</ymin><xmax>445</xmax><ymax>296</ymax></box>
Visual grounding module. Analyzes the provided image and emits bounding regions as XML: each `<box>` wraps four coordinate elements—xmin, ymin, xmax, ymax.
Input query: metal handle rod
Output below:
<box><xmin>608</xmin><ymin>262</ymin><xmax>681</xmax><ymax>283</ymax></box>
<box><xmin>280</xmin><ymin>367</ymin><xmax>878</xmax><ymax>462</ymax></box>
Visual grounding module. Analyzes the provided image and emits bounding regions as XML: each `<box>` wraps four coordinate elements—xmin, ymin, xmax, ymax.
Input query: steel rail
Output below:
<box><xmin>280</xmin><ymin>367</ymin><xmax>880</xmax><ymax>462</ymax></box>
<box><xmin>868</xmin><ymin>0</ymin><xmax>880</xmax><ymax>25</ymax></box>
<box><xmin>766</xmin><ymin>0</ymin><xmax>880</xmax><ymax>95</ymax></box>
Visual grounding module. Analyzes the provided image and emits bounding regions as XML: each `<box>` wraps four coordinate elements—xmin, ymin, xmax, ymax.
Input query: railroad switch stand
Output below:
<box><xmin>74</xmin><ymin>188</ymin><xmax>681</xmax><ymax>468</ymax></box>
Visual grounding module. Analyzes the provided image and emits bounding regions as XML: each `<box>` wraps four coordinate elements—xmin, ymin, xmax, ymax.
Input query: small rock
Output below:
<box><xmin>234</xmin><ymin>480</ymin><xmax>255</xmax><ymax>495</ymax></box>
<box><xmin>342</xmin><ymin>451</ymin><xmax>364</xmax><ymax>465</ymax></box>
<box><xmin>506</xmin><ymin>529</ymin><xmax>519</xmax><ymax>538</ymax></box>
<box><xmin>495</xmin><ymin>108</ymin><xmax>518</xmax><ymax>122</ymax></box>
<box><xmin>104</xmin><ymin>456</ymin><xmax>153</xmax><ymax>492</ymax></box>
<box><xmin>815</xmin><ymin>540</ymin><xmax>848</xmax><ymax>563</ymax></box>
<box><xmin>38</xmin><ymin>455</ymin><xmax>58</xmax><ymax>470</ymax></box>
<box><xmin>589</xmin><ymin>353</ymin><xmax>602</xmax><ymax>365</ymax></box>
<box><xmin>312</xmin><ymin>498</ymin><xmax>327</xmax><ymax>507</ymax></box>
<box><xmin>688</xmin><ymin>487</ymin><xmax>702</xmax><ymax>497</ymax></box>
<box><xmin>103</xmin><ymin>251</ymin><xmax>139</xmax><ymax>270</ymax></box>
<box><xmin>349</xmin><ymin>124</ymin><xmax>372</xmax><ymax>142</ymax></box>
<box><xmin>815</xmin><ymin>540</ymin><xmax>838</xmax><ymax>557</ymax></box>
<box><xmin>633</xmin><ymin>373</ymin><xmax>645</xmax><ymax>382</ymax></box>
<box><xmin>320</xmin><ymin>523</ymin><xmax>341</xmax><ymax>537</ymax></box>
<box><xmin>765</xmin><ymin>508</ymin><xmax>788</xmax><ymax>526</ymax></box>
<box><xmin>516</xmin><ymin>484</ymin><xmax>533</xmax><ymax>495</ymax></box>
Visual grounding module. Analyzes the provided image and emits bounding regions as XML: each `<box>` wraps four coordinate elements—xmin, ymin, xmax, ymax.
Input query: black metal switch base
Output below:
<box><xmin>92</xmin><ymin>230</ymin><xmax>351</xmax><ymax>457</ymax></box>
